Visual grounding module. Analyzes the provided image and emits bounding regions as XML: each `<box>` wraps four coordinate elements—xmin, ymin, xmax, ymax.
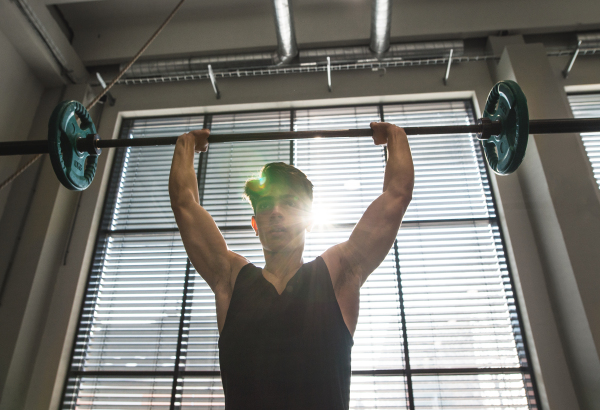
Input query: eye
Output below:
<box><xmin>284</xmin><ymin>196</ymin><xmax>299</xmax><ymax>207</ymax></box>
<box><xmin>257</xmin><ymin>199</ymin><xmax>273</xmax><ymax>211</ymax></box>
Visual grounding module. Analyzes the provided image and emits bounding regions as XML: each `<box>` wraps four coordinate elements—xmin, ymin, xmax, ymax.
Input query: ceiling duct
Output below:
<box><xmin>299</xmin><ymin>40</ymin><xmax>463</xmax><ymax>64</ymax></box>
<box><xmin>370</xmin><ymin>0</ymin><xmax>392</xmax><ymax>57</ymax></box>
<box><xmin>578</xmin><ymin>32</ymin><xmax>600</xmax><ymax>49</ymax></box>
<box><xmin>272</xmin><ymin>0</ymin><xmax>298</xmax><ymax>65</ymax></box>
<box><xmin>122</xmin><ymin>0</ymin><xmax>298</xmax><ymax>77</ymax></box>
<box><xmin>122</xmin><ymin>52</ymin><xmax>275</xmax><ymax>78</ymax></box>
<box><xmin>121</xmin><ymin>40</ymin><xmax>463</xmax><ymax>79</ymax></box>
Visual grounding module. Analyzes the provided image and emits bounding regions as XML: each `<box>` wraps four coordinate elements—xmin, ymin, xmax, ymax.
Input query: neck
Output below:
<box><xmin>263</xmin><ymin>246</ymin><xmax>304</xmax><ymax>279</ymax></box>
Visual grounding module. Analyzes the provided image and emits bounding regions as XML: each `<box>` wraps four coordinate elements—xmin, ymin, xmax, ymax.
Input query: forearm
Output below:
<box><xmin>169</xmin><ymin>136</ymin><xmax>200</xmax><ymax>207</ymax></box>
<box><xmin>383</xmin><ymin>131</ymin><xmax>414</xmax><ymax>199</ymax></box>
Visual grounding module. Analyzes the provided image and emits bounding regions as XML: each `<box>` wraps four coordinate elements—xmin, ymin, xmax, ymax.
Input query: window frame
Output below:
<box><xmin>59</xmin><ymin>98</ymin><xmax>541</xmax><ymax>410</ymax></box>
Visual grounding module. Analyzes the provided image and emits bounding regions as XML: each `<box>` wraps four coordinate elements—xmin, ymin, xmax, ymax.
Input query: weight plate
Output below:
<box><xmin>482</xmin><ymin>80</ymin><xmax>529</xmax><ymax>175</ymax></box>
<box><xmin>48</xmin><ymin>101</ymin><xmax>98</xmax><ymax>191</ymax></box>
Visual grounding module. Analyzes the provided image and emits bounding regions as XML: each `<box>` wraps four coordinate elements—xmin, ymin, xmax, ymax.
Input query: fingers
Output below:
<box><xmin>370</xmin><ymin>122</ymin><xmax>406</xmax><ymax>145</ymax></box>
<box><xmin>188</xmin><ymin>129</ymin><xmax>210</xmax><ymax>152</ymax></box>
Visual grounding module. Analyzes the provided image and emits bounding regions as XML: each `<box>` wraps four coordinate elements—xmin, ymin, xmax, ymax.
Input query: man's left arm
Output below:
<box><xmin>322</xmin><ymin>122</ymin><xmax>414</xmax><ymax>286</ymax></box>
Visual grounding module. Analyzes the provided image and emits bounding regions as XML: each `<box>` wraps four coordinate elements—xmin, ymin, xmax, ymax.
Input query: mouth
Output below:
<box><xmin>270</xmin><ymin>226</ymin><xmax>287</xmax><ymax>234</ymax></box>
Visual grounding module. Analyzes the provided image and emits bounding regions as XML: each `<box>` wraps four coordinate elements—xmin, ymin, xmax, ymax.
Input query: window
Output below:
<box><xmin>62</xmin><ymin>101</ymin><xmax>538</xmax><ymax>409</ymax></box>
<box><xmin>568</xmin><ymin>93</ymin><xmax>600</xmax><ymax>189</ymax></box>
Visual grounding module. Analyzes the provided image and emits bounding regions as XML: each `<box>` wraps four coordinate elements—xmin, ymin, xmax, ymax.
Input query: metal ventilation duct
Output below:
<box><xmin>300</xmin><ymin>40</ymin><xmax>464</xmax><ymax>64</ymax></box>
<box><xmin>578</xmin><ymin>32</ymin><xmax>600</xmax><ymax>49</ymax></box>
<box><xmin>122</xmin><ymin>52</ymin><xmax>275</xmax><ymax>78</ymax></box>
<box><xmin>370</xmin><ymin>0</ymin><xmax>392</xmax><ymax>56</ymax></box>
<box><xmin>121</xmin><ymin>40</ymin><xmax>463</xmax><ymax>79</ymax></box>
<box><xmin>272</xmin><ymin>0</ymin><xmax>298</xmax><ymax>65</ymax></box>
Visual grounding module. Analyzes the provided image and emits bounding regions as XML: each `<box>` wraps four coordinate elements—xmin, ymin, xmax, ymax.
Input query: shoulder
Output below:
<box><xmin>215</xmin><ymin>252</ymin><xmax>253</xmax><ymax>296</ymax></box>
<box><xmin>320</xmin><ymin>247</ymin><xmax>362</xmax><ymax>292</ymax></box>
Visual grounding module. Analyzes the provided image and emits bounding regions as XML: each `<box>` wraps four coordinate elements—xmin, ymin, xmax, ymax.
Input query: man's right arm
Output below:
<box><xmin>169</xmin><ymin>130</ymin><xmax>247</xmax><ymax>294</ymax></box>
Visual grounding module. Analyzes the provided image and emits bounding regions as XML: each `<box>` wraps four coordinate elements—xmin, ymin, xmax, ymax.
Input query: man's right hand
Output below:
<box><xmin>180</xmin><ymin>129</ymin><xmax>210</xmax><ymax>153</ymax></box>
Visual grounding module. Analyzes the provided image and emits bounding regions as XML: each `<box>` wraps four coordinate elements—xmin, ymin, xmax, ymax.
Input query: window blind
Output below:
<box><xmin>568</xmin><ymin>93</ymin><xmax>600</xmax><ymax>188</ymax></box>
<box><xmin>62</xmin><ymin>101</ymin><xmax>537</xmax><ymax>409</ymax></box>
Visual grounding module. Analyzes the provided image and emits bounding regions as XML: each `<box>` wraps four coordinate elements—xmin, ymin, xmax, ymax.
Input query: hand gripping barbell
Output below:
<box><xmin>1</xmin><ymin>80</ymin><xmax>600</xmax><ymax>191</ymax></box>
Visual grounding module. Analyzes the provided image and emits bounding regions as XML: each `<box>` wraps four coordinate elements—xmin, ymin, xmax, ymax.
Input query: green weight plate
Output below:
<box><xmin>48</xmin><ymin>101</ymin><xmax>98</xmax><ymax>191</ymax></box>
<box><xmin>482</xmin><ymin>80</ymin><xmax>529</xmax><ymax>175</ymax></box>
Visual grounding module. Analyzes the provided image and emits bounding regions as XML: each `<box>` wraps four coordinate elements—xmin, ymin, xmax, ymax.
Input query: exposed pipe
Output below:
<box><xmin>272</xmin><ymin>0</ymin><xmax>298</xmax><ymax>65</ymax></box>
<box><xmin>370</xmin><ymin>0</ymin><xmax>392</xmax><ymax>57</ymax></box>
<box><xmin>123</xmin><ymin>53</ymin><xmax>274</xmax><ymax>78</ymax></box>
<box><xmin>578</xmin><ymin>32</ymin><xmax>600</xmax><ymax>48</ymax></box>
<box><xmin>299</xmin><ymin>40</ymin><xmax>463</xmax><ymax>64</ymax></box>
<box><xmin>115</xmin><ymin>30</ymin><xmax>600</xmax><ymax>80</ymax></box>
<box><xmin>121</xmin><ymin>40</ymin><xmax>463</xmax><ymax>79</ymax></box>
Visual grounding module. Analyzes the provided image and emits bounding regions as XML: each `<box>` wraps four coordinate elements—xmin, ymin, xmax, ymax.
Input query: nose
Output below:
<box><xmin>270</xmin><ymin>202</ymin><xmax>284</xmax><ymax>218</ymax></box>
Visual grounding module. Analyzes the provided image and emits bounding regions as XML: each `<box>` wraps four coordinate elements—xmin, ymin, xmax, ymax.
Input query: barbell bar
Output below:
<box><xmin>1</xmin><ymin>80</ymin><xmax>600</xmax><ymax>191</ymax></box>
<box><xmin>3</xmin><ymin>118</ymin><xmax>600</xmax><ymax>156</ymax></box>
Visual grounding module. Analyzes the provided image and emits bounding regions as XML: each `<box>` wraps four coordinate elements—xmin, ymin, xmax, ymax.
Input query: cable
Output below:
<box><xmin>0</xmin><ymin>0</ymin><xmax>187</xmax><ymax>192</ymax></box>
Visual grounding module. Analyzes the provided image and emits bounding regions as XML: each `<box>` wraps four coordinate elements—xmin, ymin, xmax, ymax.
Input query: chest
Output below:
<box><xmin>223</xmin><ymin>263</ymin><xmax>352</xmax><ymax>336</ymax></box>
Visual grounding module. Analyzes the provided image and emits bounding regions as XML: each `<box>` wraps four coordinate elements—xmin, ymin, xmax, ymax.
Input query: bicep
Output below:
<box><xmin>323</xmin><ymin>191</ymin><xmax>410</xmax><ymax>285</ymax></box>
<box><xmin>173</xmin><ymin>201</ymin><xmax>243</xmax><ymax>292</ymax></box>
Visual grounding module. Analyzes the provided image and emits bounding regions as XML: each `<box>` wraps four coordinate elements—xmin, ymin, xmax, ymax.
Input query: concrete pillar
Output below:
<box><xmin>488</xmin><ymin>37</ymin><xmax>600</xmax><ymax>410</ymax></box>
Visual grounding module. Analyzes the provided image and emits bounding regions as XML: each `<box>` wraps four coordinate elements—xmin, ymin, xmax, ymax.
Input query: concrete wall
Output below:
<box><xmin>1</xmin><ymin>15</ymin><xmax>600</xmax><ymax>409</ymax></box>
<box><xmin>0</xmin><ymin>28</ymin><xmax>45</xmax><ymax>219</ymax></box>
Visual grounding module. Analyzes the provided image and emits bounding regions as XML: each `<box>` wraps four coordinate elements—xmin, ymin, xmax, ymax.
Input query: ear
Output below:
<box><xmin>251</xmin><ymin>215</ymin><xmax>258</xmax><ymax>236</ymax></box>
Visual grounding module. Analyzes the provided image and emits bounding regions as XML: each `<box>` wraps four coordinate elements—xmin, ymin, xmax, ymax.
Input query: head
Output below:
<box><xmin>243</xmin><ymin>162</ymin><xmax>313</xmax><ymax>252</ymax></box>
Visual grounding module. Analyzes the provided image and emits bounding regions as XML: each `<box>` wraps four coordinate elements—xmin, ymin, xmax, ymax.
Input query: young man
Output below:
<box><xmin>169</xmin><ymin>122</ymin><xmax>414</xmax><ymax>410</ymax></box>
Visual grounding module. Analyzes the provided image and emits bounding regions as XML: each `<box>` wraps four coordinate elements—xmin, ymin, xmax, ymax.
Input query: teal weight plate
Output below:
<box><xmin>482</xmin><ymin>80</ymin><xmax>529</xmax><ymax>175</ymax></box>
<box><xmin>48</xmin><ymin>101</ymin><xmax>98</xmax><ymax>191</ymax></box>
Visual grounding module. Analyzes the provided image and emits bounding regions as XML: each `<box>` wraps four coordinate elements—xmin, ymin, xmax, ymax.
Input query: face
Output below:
<box><xmin>251</xmin><ymin>185</ymin><xmax>312</xmax><ymax>253</ymax></box>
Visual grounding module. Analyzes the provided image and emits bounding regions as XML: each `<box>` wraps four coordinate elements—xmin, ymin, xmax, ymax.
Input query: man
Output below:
<box><xmin>169</xmin><ymin>122</ymin><xmax>413</xmax><ymax>410</ymax></box>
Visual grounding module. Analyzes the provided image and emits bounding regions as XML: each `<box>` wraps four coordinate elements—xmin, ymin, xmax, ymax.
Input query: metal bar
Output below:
<box><xmin>4</xmin><ymin>117</ymin><xmax>600</xmax><ymax>156</ymax></box>
<box><xmin>563</xmin><ymin>40</ymin><xmax>582</xmax><ymax>78</ymax></box>
<box><xmin>95</xmin><ymin>123</ymin><xmax>489</xmax><ymax>149</ymax></box>
<box><xmin>528</xmin><ymin>118</ymin><xmax>600</xmax><ymax>134</ymax></box>
<box><xmin>0</xmin><ymin>140</ymin><xmax>48</xmax><ymax>155</ymax></box>
<box><xmin>443</xmin><ymin>48</ymin><xmax>453</xmax><ymax>85</ymax></box>
<box><xmin>327</xmin><ymin>56</ymin><xmax>332</xmax><ymax>92</ymax></box>
<box><xmin>208</xmin><ymin>64</ymin><xmax>221</xmax><ymax>99</ymax></box>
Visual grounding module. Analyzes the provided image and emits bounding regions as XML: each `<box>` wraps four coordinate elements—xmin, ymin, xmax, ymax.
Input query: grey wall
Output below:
<box><xmin>0</xmin><ymin>28</ymin><xmax>44</xmax><ymax>219</ymax></box>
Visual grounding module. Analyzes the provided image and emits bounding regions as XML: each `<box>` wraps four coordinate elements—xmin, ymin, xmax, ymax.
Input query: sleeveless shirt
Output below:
<box><xmin>218</xmin><ymin>256</ymin><xmax>354</xmax><ymax>410</ymax></box>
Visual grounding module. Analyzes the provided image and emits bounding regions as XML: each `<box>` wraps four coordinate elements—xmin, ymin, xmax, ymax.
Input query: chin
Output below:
<box><xmin>263</xmin><ymin>236</ymin><xmax>304</xmax><ymax>253</ymax></box>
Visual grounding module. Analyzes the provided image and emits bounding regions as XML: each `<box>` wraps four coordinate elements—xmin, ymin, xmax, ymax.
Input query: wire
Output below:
<box><xmin>86</xmin><ymin>0</ymin><xmax>186</xmax><ymax>110</ymax></box>
<box><xmin>0</xmin><ymin>154</ymin><xmax>43</xmax><ymax>192</ymax></box>
<box><xmin>0</xmin><ymin>0</ymin><xmax>187</xmax><ymax>192</ymax></box>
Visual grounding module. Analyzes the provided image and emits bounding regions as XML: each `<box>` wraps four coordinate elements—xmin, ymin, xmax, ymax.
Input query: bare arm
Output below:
<box><xmin>169</xmin><ymin>130</ymin><xmax>246</xmax><ymax>293</ymax></box>
<box><xmin>322</xmin><ymin>122</ymin><xmax>414</xmax><ymax>286</ymax></box>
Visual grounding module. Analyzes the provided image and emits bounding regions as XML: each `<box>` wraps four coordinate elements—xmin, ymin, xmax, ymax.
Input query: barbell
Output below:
<box><xmin>1</xmin><ymin>80</ymin><xmax>600</xmax><ymax>191</ymax></box>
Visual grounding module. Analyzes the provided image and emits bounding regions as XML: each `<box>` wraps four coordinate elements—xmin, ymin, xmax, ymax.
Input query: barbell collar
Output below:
<box><xmin>83</xmin><ymin>134</ymin><xmax>102</xmax><ymax>156</ymax></box>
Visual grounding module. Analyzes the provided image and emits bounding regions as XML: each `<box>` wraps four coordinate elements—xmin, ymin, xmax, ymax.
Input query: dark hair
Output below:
<box><xmin>243</xmin><ymin>162</ymin><xmax>313</xmax><ymax>213</ymax></box>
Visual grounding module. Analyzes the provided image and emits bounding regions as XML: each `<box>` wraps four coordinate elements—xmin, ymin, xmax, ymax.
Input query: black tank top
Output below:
<box><xmin>218</xmin><ymin>256</ymin><xmax>354</xmax><ymax>410</ymax></box>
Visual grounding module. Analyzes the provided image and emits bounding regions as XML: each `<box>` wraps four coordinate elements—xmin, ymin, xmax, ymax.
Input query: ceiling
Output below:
<box><xmin>45</xmin><ymin>0</ymin><xmax>600</xmax><ymax>67</ymax></box>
